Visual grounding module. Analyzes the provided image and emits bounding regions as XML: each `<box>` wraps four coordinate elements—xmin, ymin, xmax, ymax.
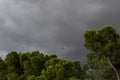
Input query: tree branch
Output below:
<box><xmin>107</xmin><ymin>58</ymin><xmax>120</xmax><ymax>80</ymax></box>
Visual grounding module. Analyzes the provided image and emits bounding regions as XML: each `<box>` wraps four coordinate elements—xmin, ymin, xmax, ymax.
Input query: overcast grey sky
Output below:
<box><xmin>0</xmin><ymin>0</ymin><xmax>120</xmax><ymax>62</ymax></box>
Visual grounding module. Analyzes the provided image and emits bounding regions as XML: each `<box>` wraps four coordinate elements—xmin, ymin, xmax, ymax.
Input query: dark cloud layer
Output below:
<box><xmin>0</xmin><ymin>0</ymin><xmax>120</xmax><ymax>62</ymax></box>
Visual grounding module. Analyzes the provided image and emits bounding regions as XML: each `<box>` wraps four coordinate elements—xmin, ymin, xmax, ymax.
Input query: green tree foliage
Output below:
<box><xmin>83</xmin><ymin>52</ymin><xmax>114</xmax><ymax>80</ymax></box>
<box><xmin>84</xmin><ymin>25</ymin><xmax>120</xmax><ymax>80</ymax></box>
<box><xmin>27</xmin><ymin>75</ymin><xmax>35</xmax><ymax>80</ymax></box>
<box><xmin>7</xmin><ymin>72</ymin><xmax>18</xmax><ymax>80</ymax></box>
<box><xmin>0</xmin><ymin>57</ymin><xmax>8</xmax><ymax>80</ymax></box>
<box><xmin>0</xmin><ymin>51</ymin><xmax>82</xmax><ymax>80</ymax></box>
<box><xmin>0</xmin><ymin>69</ymin><xmax>8</xmax><ymax>80</ymax></box>
<box><xmin>35</xmin><ymin>75</ymin><xmax>47</xmax><ymax>80</ymax></box>
<box><xmin>39</xmin><ymin>58</ymin><xmax>81</xmax><ymax>80</ymax></box>
<box><xmin>5</xmin><ymin>51</ymin><xmax>21</xmax><ymax>74</ymax></box>
<box><xmin>68</xmin><ymin>77</ymin><xmax>80</xmax><ymax>80</ymax></box>
<box><xmin>0</xmin><ymin>57</ymin><xmax>7</xmax><ymax>71</ymax></box>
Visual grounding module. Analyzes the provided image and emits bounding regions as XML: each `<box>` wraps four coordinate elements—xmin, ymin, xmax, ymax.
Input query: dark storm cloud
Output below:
<box><xmin>0</xmin><ymin>0</ymin><xmax>120</xmax><ymax>62</ymax></box>
<box><xmin>87</xmin><ymin>0</ymin><xmax>120</xmax><ymax>30</ymax></box>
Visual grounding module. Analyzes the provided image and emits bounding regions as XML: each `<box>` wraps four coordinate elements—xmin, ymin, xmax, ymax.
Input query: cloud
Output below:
<box><xmin>0</xmin><ymin>0</ymin><xmax>120</xmax><ymax>62</ymax></box>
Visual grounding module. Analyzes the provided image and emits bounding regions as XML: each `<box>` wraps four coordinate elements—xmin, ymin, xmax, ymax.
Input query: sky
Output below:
<box><xmin>0</xmin><ymin>0</ymin><xmax>120</xmax><ymax>62</ymax></box>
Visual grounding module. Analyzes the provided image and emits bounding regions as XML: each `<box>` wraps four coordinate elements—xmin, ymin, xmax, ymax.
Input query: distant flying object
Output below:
<box><xmin>61</xmin><ymin>47</ymin><xmax>64</xmax><ymax>50</ymax></box>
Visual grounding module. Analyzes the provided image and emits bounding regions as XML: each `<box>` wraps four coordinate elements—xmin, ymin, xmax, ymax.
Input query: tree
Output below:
<box><xmin>27</xmin><ymin>75</ymin><xmax>35</xmax><ymax>80</ymax></box>
<box><xmin>0</xmin><ymin>57</ymin><xmax>7</xmax><ymax>71</ymax></box>
<box><xmin>35</xmin><ymin>75</ymin><xmax>47</xmax><ymax>80</ymax></box>
<box><xmin>84</xmin><ymin>25</ymin><xmax>120</xmax><ymax>80</ymax></box>
<box><xmin>68</xmin><ymin>77</ymin><xmax>79</xmax><ymax>80</ymax></box>
<box><xmin>83</xmin><ymin>52</ymin><xmax>114</xmax><ymax>80</ymax></box>
<box><xmin>5</xmin><ymin>51</ymin><xmax>21</xmax><ymax>74</ymax></box>
<box><xmin>0</xmin><ymin>70</ymin><xmax>8</xmax><ymax>80</ymax></box>
<box><xmin>30</xmin><ymin>55</ymin><xmax>46</xmax><ymax>76</ymax></box>
<box><xmin>40</xmin><ymin>58</ymin><xmax>81</xmax><ymax>80</ymax></box>
<box><xmin>7</xmin><ymin>72</ymin><xmax>18</xmax><ymax>80</ymax></box>
<box><xmin>0</xmin><ymin>57</ymin><xmax>8</xmax><ymax>80</ymax></box>
<box><xmin>0</xmin><ymin>51</ymin><xmax>83</xmax><ymax>79</ymax></box>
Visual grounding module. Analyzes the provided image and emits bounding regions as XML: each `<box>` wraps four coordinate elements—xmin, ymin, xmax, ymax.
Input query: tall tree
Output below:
<box><xmin>84</xmin><ymin>25</ymin><xmax>120</xmax><ymax>80</ymax></box>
